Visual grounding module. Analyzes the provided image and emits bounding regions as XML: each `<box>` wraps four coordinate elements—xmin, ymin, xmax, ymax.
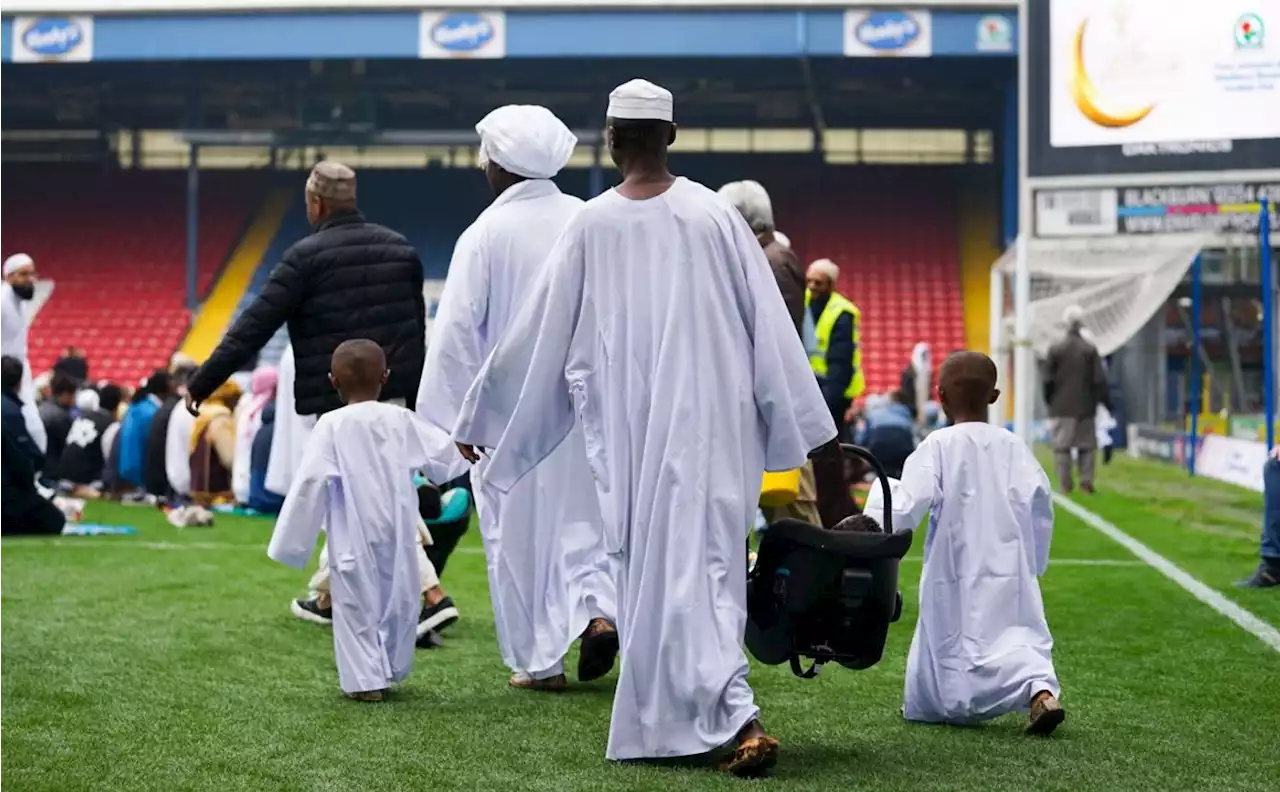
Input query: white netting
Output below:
<box><xmin>994</xmin><ymin>233</ymin><xmax>1209</xmax><ymax>357</ymax></box>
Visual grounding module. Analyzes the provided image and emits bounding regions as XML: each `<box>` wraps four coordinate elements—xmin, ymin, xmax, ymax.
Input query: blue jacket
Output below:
<box><xmin>247</xmin><ymin>402</ymin><xmax>284</xmax><ymax>514</ymax></box>
<box><xmin>117</xmin><ymin>396</ymin><xmax>160</xmax><ymax>487</ymax></box>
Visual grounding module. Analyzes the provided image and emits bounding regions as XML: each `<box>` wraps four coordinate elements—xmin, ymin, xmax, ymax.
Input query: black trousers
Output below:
<box><xmin>2</xmin><ymin>487</ymin><xmax>66</xmax><ymax>536</ymax></box>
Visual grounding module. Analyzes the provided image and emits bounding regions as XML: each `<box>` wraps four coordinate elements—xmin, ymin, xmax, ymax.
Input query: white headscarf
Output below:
<box><xmin>910</xmin><ymin>342</ymin><xmax>931</xmax><ymax>420</ymax></box>
<box><xmin>807</xmin><ymin>258</ymin><xmax>840</xmax><ymax>283</ymax></box>
<box><xmin>476</xmin><ymin>105</ymin><xmax>578</xmax><ymax>180</ymax></box>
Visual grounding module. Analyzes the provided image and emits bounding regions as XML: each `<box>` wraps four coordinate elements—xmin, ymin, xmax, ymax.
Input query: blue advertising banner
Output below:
<box><xmin>0</xmin><ymin>8</ymin><xmax>1019</xmax><ymax>62</ymax></box>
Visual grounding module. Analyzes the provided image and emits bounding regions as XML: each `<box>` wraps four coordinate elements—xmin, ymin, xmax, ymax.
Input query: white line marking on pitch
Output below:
<box><xmin>1054</xmin><ymin>493</ymin><xmax>1280</xmax><ymax>653</ymax></box>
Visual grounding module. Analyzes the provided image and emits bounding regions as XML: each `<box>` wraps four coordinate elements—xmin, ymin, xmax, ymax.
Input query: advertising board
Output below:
<box><xmin>11</xmin><ymin>15</ymin><xmax>93</xmax><ymax>62</ymax></box>
<box><xmin>1035</xmin><ymin>182</ymin><xmax>1280</xmax><ymax>237</ymax></box>
<box><xmin>844</xmin><ymin>9</ymin><xmax>933</xmax><ymax>57</ymax></box>
<box><xmin>419</xmin><ymin>10</ymin><xmax>505</xmax><ymax>59</ymax></box>
<box><xmin>1027</xmin><ymin>0</ymin><xmax>1280</xmax><ymax>177</ymax></box>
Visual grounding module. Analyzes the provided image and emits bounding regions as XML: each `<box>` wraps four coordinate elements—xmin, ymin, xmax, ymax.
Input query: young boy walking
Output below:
<box><xmin>268</xmin><ymin>340</ymin><xmax>457</xmax><ymax>701</ymax></box>
<box><xmin>865</xmin><ymin>351</ymin><xmax>1065</xmax><ymax>734</ymax></box>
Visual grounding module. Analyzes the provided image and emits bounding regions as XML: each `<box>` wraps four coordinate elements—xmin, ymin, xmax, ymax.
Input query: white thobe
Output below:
<box><xmin>417</xmin><ymin>179</ymin><xmax>617</xmax><ymax>679</ymax></box>
<box><xmin>265</xmin><ymin>345</ymin><xmax>314</xmax><ymax>497</ymax></box>
<box><xmin>267</xmin><ymin>401</ymin><xmax>456</xmax><ymax>694</ymax></box>
<box><xmin>1</xmin><ymin>283</ymin><xmax>48</xmax><ymax>452</ymax></box>
<box><xmin>864</xmin><ymin>422</ymin><xmax>1060</xmax><ymax>724</ymax></box>
<box><xmin>454</xmin><ymin>177</ymin><xmax>836</xmax><ymax>760</ymax></box>
<box><xmin>231</xmin><ymin>395</ymin><xmax>269</xmax><ymax>504</ymax></box>
<box><xmin>165</xmin><ymin>406</ymin><xmax>195</xmax><ymax>496</ymax></box>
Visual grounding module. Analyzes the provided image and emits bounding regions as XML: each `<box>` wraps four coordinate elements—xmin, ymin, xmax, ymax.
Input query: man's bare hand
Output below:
<box><xmin>184</xmin><ymin>392</ymin><xmax>202</xmax><ymax>417</ymax></box>
<box><xmin>456</xmin><ymin>442</ymin><xmax>485</xmax><ymax>464</ymax></box>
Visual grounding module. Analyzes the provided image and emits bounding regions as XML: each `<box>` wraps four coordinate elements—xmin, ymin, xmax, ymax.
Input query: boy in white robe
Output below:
<box><xmin>267</xmin><ymin>340</ymin><xmax>458</xmax><ymax>701</ymax></box>
<box><xmin>417</xmin><ymin>103</ymin><xmax>618</xmax><ymax>692</ymax></box>
<box><xmin>453</xmin><ymin>79</ymin><xmax>836</xmax><ymax>775</ymax></box>
<box><xmin>864</xmin><ymin>351</ymin><xmax>1065</xmax><ymax>734</ymax></box>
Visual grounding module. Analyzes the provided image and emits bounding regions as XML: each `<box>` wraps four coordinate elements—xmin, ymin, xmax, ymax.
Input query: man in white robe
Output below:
<box><xmin>2</xmin><ymin>254</ymin><xmax>48</xmax><ymax>452</ymax></box>
<box><xmin>417</xmin><ymin>104</ymin><xmax>619</xmax><ymax>690</ymax></box>
<box><xmin>268</xmin><ymin>340</ymin><xmax>459</xmax><ymax>700</ymax></box>
<box><xmin>864</xmin><ymin>351</ymin><xmax>1065</xmax><ymax>734</ymax></box>
<box><xmin>453</xmin><ymin>79</ymin><xmax>836</xmax><ymax>775</ymax></box>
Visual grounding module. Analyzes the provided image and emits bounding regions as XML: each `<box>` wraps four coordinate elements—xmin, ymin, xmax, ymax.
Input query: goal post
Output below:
<box><xmin>989</xmin><ymin>232</ymin><xmax>1211</xmax><ymax>433</ymax></box>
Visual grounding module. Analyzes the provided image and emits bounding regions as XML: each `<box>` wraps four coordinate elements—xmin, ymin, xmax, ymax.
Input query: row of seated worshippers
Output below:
<box><xmin>31</xmin><ymin>352</ymin><xmax>285</xmax><ymax>514</ymax></box>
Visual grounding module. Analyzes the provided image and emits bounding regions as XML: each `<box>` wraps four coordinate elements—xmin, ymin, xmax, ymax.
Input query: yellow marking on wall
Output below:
<box><xmin>957</xmin><ymin>182</ymin><xmax>1002</xmax><ymax>354</ymax></box>
<box><xmin>179</xmin><ymin>187</ymin><xmax>292</xmax><ymax>363</ymax></box>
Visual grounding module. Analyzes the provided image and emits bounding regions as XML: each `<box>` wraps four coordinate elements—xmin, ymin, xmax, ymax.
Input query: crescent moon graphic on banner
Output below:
<box><xmin>1069</xmin><ymin>19</ymin><xmax>1156</xmax><ymax>129</ymax></box>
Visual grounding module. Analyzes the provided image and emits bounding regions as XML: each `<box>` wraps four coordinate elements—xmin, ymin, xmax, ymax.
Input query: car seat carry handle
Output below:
<box><xmin>841</xmin><ymin>443</ymin><xmax>893</xmax><ymax>534</ymax></box>
<box><xmin>790</xmin><ymin>655</ymin><xmax>822</xmax><ymax>679</ymax></box>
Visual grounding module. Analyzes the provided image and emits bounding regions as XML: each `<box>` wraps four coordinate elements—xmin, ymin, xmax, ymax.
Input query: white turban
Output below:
<box><xmin>774</xmin><ymin>230</ymin><xmax>791</xmax><ymax>248</ymax></box>
<box><xmin>476</xmin><ymin>105</ymin><xmax>578</xmax><ymax>180</ymax></box>
<box><xmin>76</xmin><ymin>388</ymin><xmax>100</xmax><ymax>413</ymax></box>
<box><xmin>807</xmin><ymin>258</ymin><xmax>840</xmax><ymax>283</ymax></box>
<box><xmin>717</xmin><ymin>180</ymin><xmax>774</xmax><ymax>233</ymax></box>
<box><xmin>4</xmin><ymin>253</ymin><xmax>34</xmax><ymax>277</ymax></box>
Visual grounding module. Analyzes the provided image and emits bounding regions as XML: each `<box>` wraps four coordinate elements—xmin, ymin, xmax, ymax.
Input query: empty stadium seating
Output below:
<box><xmin>697</xmin><ymin>163</ymin><xmax>966</xmax><ymax>394</ymax></box>
<box><xmin>1</xmin><ymin>167</ymin><xmax>263</xmax><ymax>385</ymax></box>
<box><xmin>233</xmin><ymin>163</ymin><xmax>963</xmax><ymax>394</ymax></box>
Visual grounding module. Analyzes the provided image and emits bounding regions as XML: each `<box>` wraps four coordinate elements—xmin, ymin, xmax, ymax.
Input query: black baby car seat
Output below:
<box><xmin>746</xmin><ymin>445</ymin><xmax>913</xmax><ymax>678</ymax></box>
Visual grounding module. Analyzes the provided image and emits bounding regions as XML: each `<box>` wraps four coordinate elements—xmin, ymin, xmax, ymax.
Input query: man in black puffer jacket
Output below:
<box><xmin>186</xmin><ymin>161</ymin><xmax>426</xmax><ymax>419</ymax></box>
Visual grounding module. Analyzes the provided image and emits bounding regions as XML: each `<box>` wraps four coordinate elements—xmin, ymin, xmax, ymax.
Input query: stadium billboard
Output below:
<box><xmin>0</xmin><ymin>0</ymin><xmax>1015</xmax><ymax>10</ymax></box>
<box><xmin>1026</xmin><ymin>0</ymin><xmax>1280</xmax><ymax>179</ymax></box>
<box><xmin>1034</xmin><ymin>181</ymin><xmax>1280</xmax><ymax>237</ymax></box>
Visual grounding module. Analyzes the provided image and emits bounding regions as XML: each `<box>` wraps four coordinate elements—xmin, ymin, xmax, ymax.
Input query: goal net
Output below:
<box><xmin>992</xmin><ymin>233</ymin><xmax>1210</xmax><ymax>359</ymax></box>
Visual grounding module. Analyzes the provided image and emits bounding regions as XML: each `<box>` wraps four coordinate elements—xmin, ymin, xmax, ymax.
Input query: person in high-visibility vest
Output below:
<box><xmin>805</xmin><ymin>258</ymin><xmax>865</xmax><ymax>429</ymax></box>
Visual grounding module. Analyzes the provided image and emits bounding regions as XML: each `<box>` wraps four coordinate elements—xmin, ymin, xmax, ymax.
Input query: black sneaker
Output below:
<box><xmin>417</xmin><ymin>597</ymin><xmax>459</xmax><ymax>637</ymax></box>
<box><xmin>1235</xmin><ymin>563</ymin><xmax>1280</xmax><ymax>589</ymax></box>
<box><xmin>290</xmin><ymin>598</ymin><xmax>333</xmax><ymax>625</ymax></box>
<box><xmin>416</xmin><ymin>629</ymin><xmax>444</xmax><ymax>649</ymax></box>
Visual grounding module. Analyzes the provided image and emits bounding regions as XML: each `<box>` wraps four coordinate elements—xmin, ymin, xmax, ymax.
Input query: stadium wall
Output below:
<box><xmin>957</xmin><ymin>177</ymin><xmax>1001</xmax><ymax>353</ymax></box>
<box><xmin>180</xmin><ymin>186</ymin><xmax>291</xmax><ymax>362</ymax></box>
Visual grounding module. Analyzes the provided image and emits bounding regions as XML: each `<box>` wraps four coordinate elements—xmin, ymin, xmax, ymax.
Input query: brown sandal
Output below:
<box><xmin>718</xmin><ymin>721</ymin><xmax>779</xmax><ymax>778</ymax></box>
<box><xmin>508</xmin><ymin>672</ymin><xmax>568</xmax><ymax>692</ymax></box>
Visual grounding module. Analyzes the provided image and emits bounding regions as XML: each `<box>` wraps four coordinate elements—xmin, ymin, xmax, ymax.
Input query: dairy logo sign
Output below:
<box><xmin>419</xmin><ymin>10</ymin><xmax>506</xmax><ymax>59</ymax></box>
<box><xmin>12</xmin><ymin>16</ymin><xmax>94</xmax><ymax>63</ymax></box>
<box><xmin>844</xmin><ymin>10</ymin><xmax>931</xmax><ymax>57</ymax></box>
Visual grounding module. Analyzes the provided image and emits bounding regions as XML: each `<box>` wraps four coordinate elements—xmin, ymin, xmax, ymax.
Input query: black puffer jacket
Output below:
<box><xmin>188</xmin><ymin>210</ymin><xmax>426</xmax><ymax>417</ymax></box>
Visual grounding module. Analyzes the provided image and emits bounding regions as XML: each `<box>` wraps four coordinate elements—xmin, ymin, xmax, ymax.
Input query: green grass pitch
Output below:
<box><xmin>3</xmin><ymin>452</ymin><xmax>1278</xmax><ymax>791</ymax></box>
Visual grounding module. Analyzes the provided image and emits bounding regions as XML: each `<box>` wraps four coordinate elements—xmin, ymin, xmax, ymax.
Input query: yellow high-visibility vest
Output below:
<box><xmin>805</xmin><ymin>290</ymin><xmax>865</xmax><ymax>400</ymax></box>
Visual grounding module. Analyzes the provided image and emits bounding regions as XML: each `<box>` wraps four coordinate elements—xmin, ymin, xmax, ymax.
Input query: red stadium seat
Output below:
<box><xmin>2</xmin><ymin>167</ymin><xmax>263</xmax><ymax>385</ymax></box>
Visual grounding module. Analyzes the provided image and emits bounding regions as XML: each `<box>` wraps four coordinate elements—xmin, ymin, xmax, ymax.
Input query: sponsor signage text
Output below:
<box><xmin>419</xmin><ymin>10</ymin><xmax>505</xmax><ymax>59</ymax></box>
<box><xmin>12</xmin><ymin>15</ymin><xmax>94</xmax><ymax>62</ymax></box>
<box><xmin>844</xmin><ymin>9</ymin><xmax>932</xmax><ymax>57</ymax></box>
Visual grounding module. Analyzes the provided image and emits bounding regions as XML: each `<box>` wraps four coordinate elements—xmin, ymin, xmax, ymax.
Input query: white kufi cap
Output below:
<box><xmin>807</xmin><ymin>258</ymin><xmax>840</xmax><ymax>283</ymax></box>
<box><xmin>4</xmin><ymin>253</ymin><xmax>34</xmax><ymax>277</ymax></box>
<box><xmin>476</xmin><ymin>105</ymin><xmax>578</xmax><ymax>180</ymax></box>
<box><xmin>607</xmin><ymin>79</ymin><xmax>673</xmax><ymax>122</ymax></box>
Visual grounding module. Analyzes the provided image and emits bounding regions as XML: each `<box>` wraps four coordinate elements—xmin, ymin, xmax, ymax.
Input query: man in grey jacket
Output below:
<box><xmin>1044</xmin><ymin>306</ymin><xmax>1110</xmax><ymax>493</ymax></box>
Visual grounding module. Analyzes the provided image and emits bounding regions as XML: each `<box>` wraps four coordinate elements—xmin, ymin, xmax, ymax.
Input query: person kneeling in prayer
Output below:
<box><xmin>864</xmin><ymin>351</ymin><xmax>1065</xmax><ymax>735</ymax></box>
<box><xmin>268</xmin><ymin>340</ymin><xmax>462</xmax><ymax>701</ymax></box>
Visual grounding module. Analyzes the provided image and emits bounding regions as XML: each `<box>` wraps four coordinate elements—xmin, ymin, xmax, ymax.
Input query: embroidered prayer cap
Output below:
<box><xmin>475</xmin><ymin>105</ymin><xmax>578</xmax><ymax>180</ymax></box>
<box><xmin>606</xmin><ymin>79</ymin><xmax>674</xmax><ymax>122</ymax></box>
<box><xmin>306</xmin><ymin>161</ymin><xmax>357</xmax><ymax>202</ymax></box>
